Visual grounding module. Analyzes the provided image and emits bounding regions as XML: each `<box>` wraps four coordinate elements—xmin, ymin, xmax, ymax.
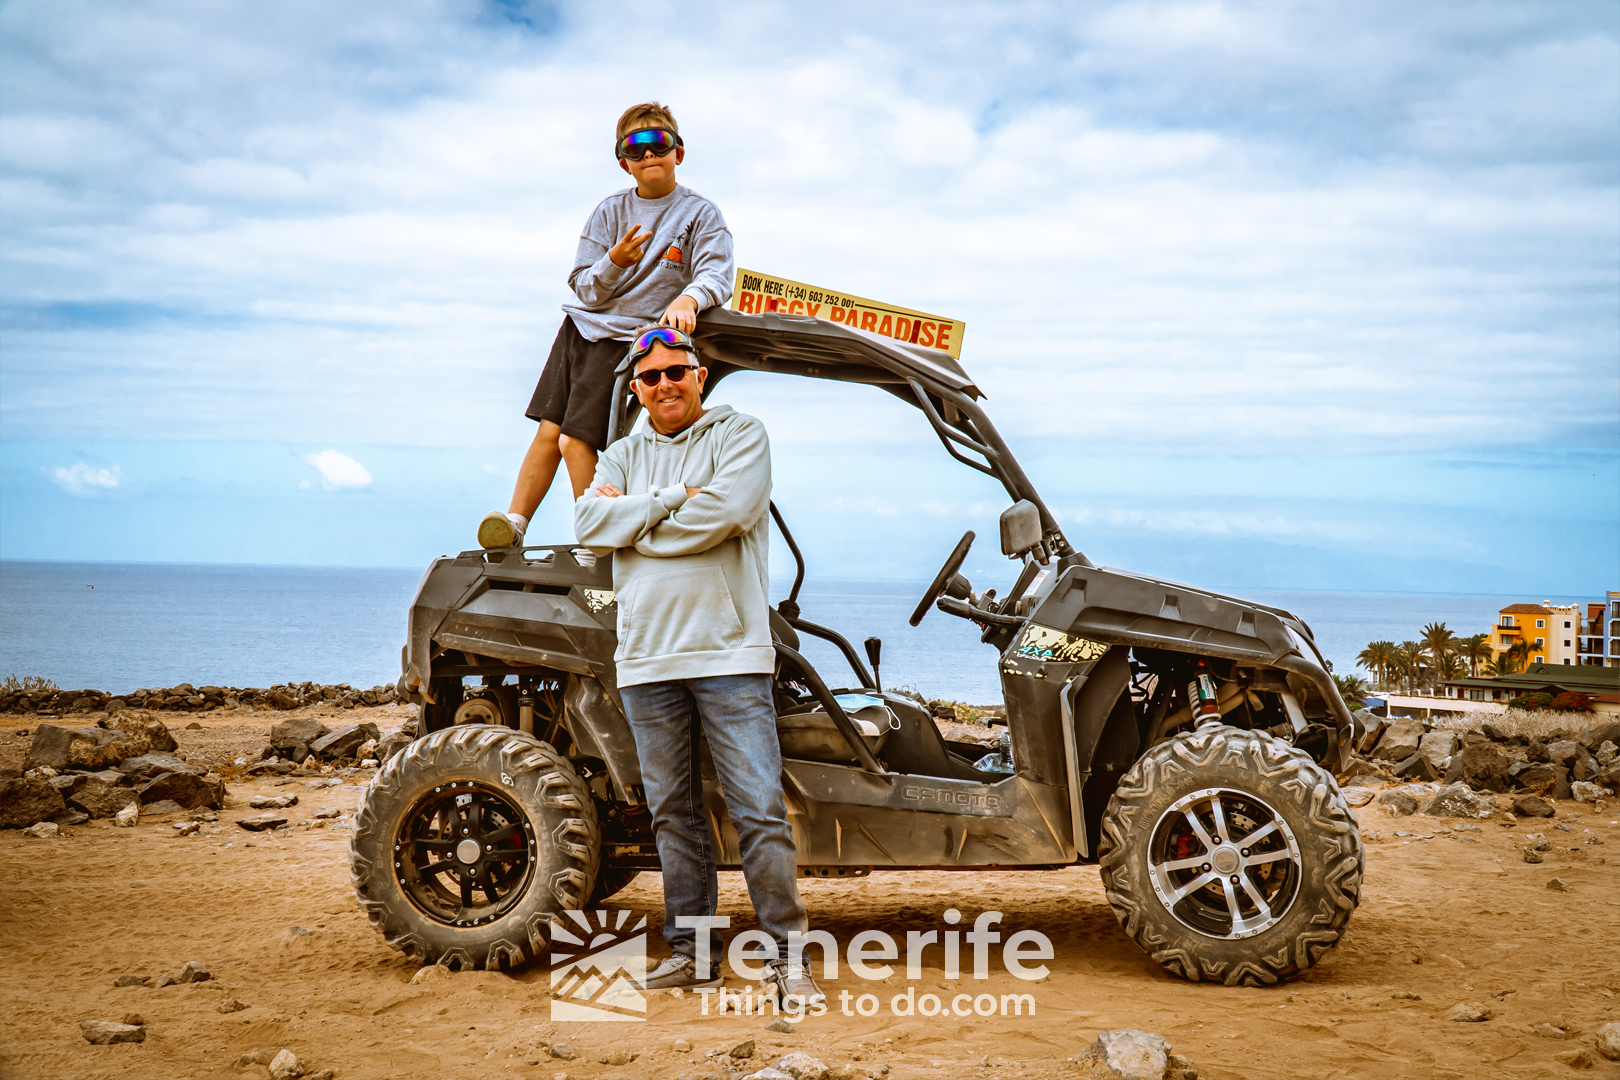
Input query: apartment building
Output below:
<box><xmin>1490</xmin><ymin>601</ymin><xmax>1596</xmax><ymax>667</ymax></box>
<box><xmin>1578</xmin><ymin>590</ymin><xmax>1620</xmax><ymax>667</ymax></box>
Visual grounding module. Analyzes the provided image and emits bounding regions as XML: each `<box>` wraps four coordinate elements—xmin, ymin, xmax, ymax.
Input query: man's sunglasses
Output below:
<box><xmin>616</xmin><ymin>128</ymin><xmax>682</xmax><ymax>160</ymax></box>
<box><xmin>631</xmin><ymin>363</ymin><xmax>698</xmax><ymax>388</ymax></box>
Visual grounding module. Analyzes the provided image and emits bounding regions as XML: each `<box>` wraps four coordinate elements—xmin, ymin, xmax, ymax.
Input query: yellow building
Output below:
<box><xmin>1487</xmin><ymin>603</ymin><xmax>1577</xmax><ymax>667</ymax></box>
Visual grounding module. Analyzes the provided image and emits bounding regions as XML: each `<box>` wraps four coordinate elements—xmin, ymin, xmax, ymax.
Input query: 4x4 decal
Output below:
<box><xmin>1014</xmin><ymin>625</ymin><xmax>1108</xmax><ymax>665</ymax></box>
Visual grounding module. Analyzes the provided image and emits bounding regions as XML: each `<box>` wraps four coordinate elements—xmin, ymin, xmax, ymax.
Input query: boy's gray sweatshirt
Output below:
<box><xmin>573</xmin><ymin>406</ymin><xmax>772</xmax><ymax>687</ymax></box>
<box><xmin>563</xmin><ymin>184</ymin><xmax>734</xmax><ymax>342</ymax></box>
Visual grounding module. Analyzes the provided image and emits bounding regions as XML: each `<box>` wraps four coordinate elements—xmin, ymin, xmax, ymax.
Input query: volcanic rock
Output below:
<box><xmin>270</xmin><ymin>717</ymin><xmax>329</xmax><ymax>750</ymax></box>
<box><xmin>24</xmin><ymin>820</ymin><xmax>60</xmax><ymax>838</ymax></box>
<box><xmin>1374</xmin><ymin>718</ymin><xmax>1425</xmax><ymax>762</ymax></box>
<box><xmin>25</xmin><ymin>725</ymin><xmax>135</xmax><ymax>772</ymax></box>
<box><xmin>138</xmin><ymin>771</ymin><xmax>224</xmax><ymax>811</ymax></box>
<box><xmin>1545</xmin><ymin>739</ymin><xmax>1580</xmax><ymax>767</ymax></box>
<box><xmin>69</xmin><ymin>776</ymin><xmax>138</xmax><ymax>819</ymax></box>
<box><xmin>1377</xmin><ymin>790</ymin><xmax>1419</xmax><ymax>815</ymax></box>
<box><xmin>1596</xmin><ymin>1021</ymin><xmax>1620</xmax><ymax>1061</ymax></box>
<box><xmin>0</xmin><ymin>776</ymin><xmax>66</xmax><ymax>828</ymax></box>
<box><xmin>237</xmin><ymin>813</ymin><xmax>288</xmax><ymax>831</ymax></box>
<box><xmin>1069</xmin><ymin>1029</ymin><xmax>1170</xmax><ymax>1080</ymax></box>
<box><xmin>1572</xmin><ymin>781</ymin><xmax>1611</xmax><ymax>803</ymax></box>
<box><xmin>80</xmin><ymin>1020</ymin><xmax>146</xmax><ymax>1044</ymax></box>
<box><xmin>1515</xmin><ymin>762</ymin><xmax>1572</xmax><ymax>800</ymax></box>
<box><xmin>773</xmin><ymin>1051</ymin><xmax>829</xmax><ymax>1080</ymax></box>
<box><xmin>118</xmin><ymin>753</ymin><xmax>204</xmax><ymax>782</ymax></box>
<box><xmin>105</xmin><ymin>713</ymin><xmax>177</xmax><ymax>751</ymax></box>
<box><xmin>114</xmin><ymin>804</ymin><xmax>139</xmax><ymax>827</ymax></box>
<box><xmin>48</xmin><ymin>772</ymin><xmax>85</xmax><ymax>795</ymax></box>
<box><xmin>309</xmin><ymin>722</ymin><xmax>379</xmax><ymax>762</ymax></box>
<box><xmin>1458</xmin><ymin>742</ymin><xmax>1511</xmax><ymax>792</ymax></box>
<box><xmin>1513</xmin><ymin>795</ymin><xmax>1555</xmax><ymax>818</ymax></box>
<box><xmin>269</xmin><ymin>1048</ymin><xmax>305</xmax><ymax>1079</ymax></box>
<box><xmin>1446</xmin><ymin>1002</ymin><xmax>1494</xmax><ymax>1022</ymax></box>
<box><xmin>1393</xmin><ymin>753</ymin><xmax>1439</xmax><ymax>781</ymax></box>
<box><xmin>1419</xmin><ymin>784</ymin><xmax>1497</xmax><ymax>818</ymax></box>
<box><xmin>374</xmin><ymin>731</ymin><xmax>412</xmax><ymax>764</ymax></box>
<box><xmin>1417</xmin><ymin>732</ymin><xmax>1457</xmax><ymax>771</ymax></box>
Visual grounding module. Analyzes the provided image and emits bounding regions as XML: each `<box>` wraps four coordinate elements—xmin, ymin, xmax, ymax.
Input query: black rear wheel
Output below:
<box><xmin>349</xmin><ymin>726</ymin><xmax>599</xmax><ymax>969</ymax></box>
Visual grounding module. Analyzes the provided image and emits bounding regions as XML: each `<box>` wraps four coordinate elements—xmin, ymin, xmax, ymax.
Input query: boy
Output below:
<box><xmin>477</xmin><ymin>102</ymin><xmax>735</xmax><ymax>549</ymax></box>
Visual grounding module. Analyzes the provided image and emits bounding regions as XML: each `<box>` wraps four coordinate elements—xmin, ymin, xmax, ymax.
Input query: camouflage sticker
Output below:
<box><xmin>580</xmin><ymin>588</ymin><xmax>617</xmax><ymax>614</ymax></box>
<box><xmin>1014</xmin><ymin>625</ymin><xmax>1108</xmax><ymax>664</ymax></box>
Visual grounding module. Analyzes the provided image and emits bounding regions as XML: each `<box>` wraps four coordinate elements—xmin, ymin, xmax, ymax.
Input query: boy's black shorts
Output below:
<box><xmin>526</xmin><ymin>316</ymin><xmax>627</xmax><ymax>451</ymax></box>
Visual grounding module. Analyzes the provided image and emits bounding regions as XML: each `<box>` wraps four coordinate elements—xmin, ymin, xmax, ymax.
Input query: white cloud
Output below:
<box><xmin>301</xmin><ymin>449</ymin><xmax>371</xmax><ymax>490</ymax></box>
<box><xmin>48</xmin><ymin>462</ymin><xmax>124</xmax><ymax>496</ymax></box>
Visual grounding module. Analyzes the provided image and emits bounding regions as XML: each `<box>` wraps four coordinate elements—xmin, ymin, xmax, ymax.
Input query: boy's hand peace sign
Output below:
<box><xmin>608</xmin><ymin>224</ymin><xmax>650</xmax><ymax>269</ymax></box>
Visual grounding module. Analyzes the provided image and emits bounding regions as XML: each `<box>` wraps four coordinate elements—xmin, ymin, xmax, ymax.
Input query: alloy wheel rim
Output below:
<box><xmin>393</xmin><ymin>780</ymin><xmax>536</xmax><ymax>927</ymax></box>
<box><xmin>1146</xmin><ymin>786</ymin><xmax>1302</xmax><ymax>940</ymax></box>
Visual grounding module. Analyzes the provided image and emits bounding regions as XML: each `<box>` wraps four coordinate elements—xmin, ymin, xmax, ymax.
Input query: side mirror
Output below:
<box><xmin>999</xmin><ymin>500</ymin><xmax>1042</xmax><ymax>557</ymax></box>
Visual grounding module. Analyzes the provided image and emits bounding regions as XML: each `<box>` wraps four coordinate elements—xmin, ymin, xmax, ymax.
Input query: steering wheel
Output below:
<box><xmin>910</xmin><ymin>530</ymin><xmax>975</xmax><ymax>626</ymax></box>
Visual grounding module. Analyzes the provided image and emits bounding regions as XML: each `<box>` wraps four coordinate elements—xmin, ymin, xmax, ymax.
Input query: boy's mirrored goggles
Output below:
<box><xmin>616</xmin><ymin>128</ymin><xmax>682</xmax><ymax>160</ymax></box>
<box><xmin>627</xmin><ymin>325</ymin><xmax>697</xmax><ymax>365</ymax></box>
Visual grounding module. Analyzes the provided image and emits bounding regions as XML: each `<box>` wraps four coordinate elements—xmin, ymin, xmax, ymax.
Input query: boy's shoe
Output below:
<box><xmin>644</xmin><ymin>954</ymin><xmax>721</xmax><ymax>990</ymax></box>
<box><xmin>477</xmin><ymin>511</ymin><xmax>524</xmax><ymax>549</ymax></box>
<box><xmin>763</xmin><ymin>958</ymin><xmax>825</xmax><ymax>1007</ymax></box>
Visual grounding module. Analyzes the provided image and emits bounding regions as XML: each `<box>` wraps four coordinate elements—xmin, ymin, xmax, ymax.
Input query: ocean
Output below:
<box><xmin>0</xmin><ymin>560</ymin><xmax>1590</xmax><ymax>703</ymax></box>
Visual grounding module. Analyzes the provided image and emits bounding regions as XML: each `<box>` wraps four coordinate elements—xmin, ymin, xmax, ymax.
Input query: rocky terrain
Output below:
<box><xmin>1</xmin><ymin>701</ymin><xmax>1618</xmax><ymax>1079</ymax></box>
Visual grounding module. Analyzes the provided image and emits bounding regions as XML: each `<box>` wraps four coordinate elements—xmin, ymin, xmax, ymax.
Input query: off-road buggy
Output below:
<box><xmin>349</xmin><ymin>308</ymin><xmax>1364</xmax><ymax>987</ymax></box>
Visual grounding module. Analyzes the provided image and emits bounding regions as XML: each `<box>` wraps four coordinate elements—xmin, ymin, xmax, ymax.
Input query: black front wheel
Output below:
<box><xmin>1098</xmin><ymin>724</ymin><xmax>1363</xmax><ymax>986</ymax></box>
<box><xmin>349</xmin><ymin>726</ymin><xmax>600</xmax><ymax>969</ymax></box>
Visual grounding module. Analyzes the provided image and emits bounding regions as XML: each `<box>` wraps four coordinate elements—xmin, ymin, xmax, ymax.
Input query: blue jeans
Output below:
<box><xmin>619</xmin><ymin>673</ymin><xmax>807</xmax><ymax>972</ymax></box>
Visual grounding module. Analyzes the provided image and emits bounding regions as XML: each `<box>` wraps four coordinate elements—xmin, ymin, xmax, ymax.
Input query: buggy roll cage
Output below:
<box><xmin>606</xmin><ymin>307</ymin><xmax>1086</xmax><ymax>567</ymax></box>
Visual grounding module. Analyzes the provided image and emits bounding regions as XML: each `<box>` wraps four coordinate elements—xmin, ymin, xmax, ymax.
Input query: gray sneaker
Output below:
<box><xmin>477</xmin><ymin>511</ymin><xmax>522</xmax><ymax>550</ymax></box>
<box><xmin>645</xmin><ymin>954</ymin><xmax>721</xmax><ymax>990</ymax></box>
<box><xmin>764</xmin><ymin>958</ymin><xmax>825</xmax><ymax>1007</ymax></box>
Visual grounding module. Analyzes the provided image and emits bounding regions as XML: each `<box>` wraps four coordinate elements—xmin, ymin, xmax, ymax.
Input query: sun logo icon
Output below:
<box><xmin>548</xmin><ymin>909</ymin><xmax>649</xmax><ymax>1022</ymax></box>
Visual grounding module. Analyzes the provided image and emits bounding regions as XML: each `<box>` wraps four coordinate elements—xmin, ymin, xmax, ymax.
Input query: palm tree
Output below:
<box><xmin>1357</xmin><ymin>640</ymin><xmax>1397</xmax><ymax>691</ymax></box>
<box><xmin>1461</xmin><ymin>633</ymin><xmax>1490</xmax><ymax>677</ymax></box>
<box><xmin>1435</xmin><ymin>651</ymin><xmax>1467</xmax><ymax>682</ymax></box>
<box><xmin>1420</xmin><ymin>622</ymin><xmax>1458</xmax><ymax>690</ymax></box>
<box><xmin>1396</xmin><ymin>640</ymin><xmax>1426</xmax><ymax>694</ymax></box>
<box><xmin>1333</xmin><ymin>673</ymin><xmax>1369</xmax><ymax>708</ymax></box>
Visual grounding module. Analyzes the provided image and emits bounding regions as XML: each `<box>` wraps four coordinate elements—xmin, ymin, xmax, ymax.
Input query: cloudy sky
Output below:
<box><xmin>1</xmin><ymin>0</ymin><xmax>1615</xmax><ymax>594</ymax></box>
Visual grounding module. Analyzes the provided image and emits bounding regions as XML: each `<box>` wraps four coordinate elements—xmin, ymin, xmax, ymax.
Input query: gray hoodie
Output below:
<box><xmin>562</xmin><ymin>184</ymin><xmax>734</xmax><ymax>342</ymax></box>
<box><xmin>573</xmin><ymin>405</ymin><xmax>773</xmax><ymax>687</ymax></box>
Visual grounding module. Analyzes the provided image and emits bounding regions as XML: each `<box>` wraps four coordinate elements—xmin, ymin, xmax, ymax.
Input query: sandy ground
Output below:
<box><xmin>2</xmin><ymin>708</ymin><xmax>1618</xmax><ymax>1080</ymax></box>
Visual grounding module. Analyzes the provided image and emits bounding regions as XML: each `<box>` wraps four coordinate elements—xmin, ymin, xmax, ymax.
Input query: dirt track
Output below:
<box><xmin>2</xmin><ymin>710</ymin><xmax>1618</xmax><ymax>1080</ymax></box>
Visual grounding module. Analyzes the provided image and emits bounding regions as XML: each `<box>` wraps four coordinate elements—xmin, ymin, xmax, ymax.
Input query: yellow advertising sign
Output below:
<box><xmin>730</xmin><ymin>268</ymin><xmax>966</xmax><ymax>359</ymax></box>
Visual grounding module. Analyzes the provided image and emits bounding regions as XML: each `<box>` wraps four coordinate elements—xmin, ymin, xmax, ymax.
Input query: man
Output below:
<box><xmin>574</xmin><ymin>324</ymin><xmax>823</xmax><ymax>1005</ymax></box>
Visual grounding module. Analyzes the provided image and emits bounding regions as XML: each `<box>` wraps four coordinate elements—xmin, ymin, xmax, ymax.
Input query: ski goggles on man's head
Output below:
<box><xmin>616</xmin><ymin>128</ymin><xmax>682</xmax><ymax>160</ymax></box>
<box><xmin>627</xmin><ymin>325</ymin><xmax>697</xmax><ymax>368</ymax></box>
